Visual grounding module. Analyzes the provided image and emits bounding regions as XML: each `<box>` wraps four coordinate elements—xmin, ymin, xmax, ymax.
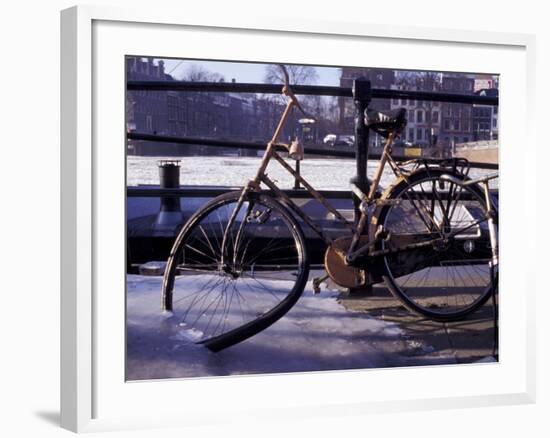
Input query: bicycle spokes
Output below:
<box><xmin>380</xmin><ymin>170</ymin><xmax>496</xmax><ymax>320</ymax></box>
<box><xmin>163</xmin><ymin>193</ymin><xmax>308</xmax><ymax>348</ymax></box>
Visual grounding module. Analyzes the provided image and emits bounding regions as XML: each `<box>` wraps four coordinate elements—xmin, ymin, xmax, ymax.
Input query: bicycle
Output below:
<box><xmin>161</xmin><ymin>65</ymin><xmax>499</xmax><ymax>352</ymax></box>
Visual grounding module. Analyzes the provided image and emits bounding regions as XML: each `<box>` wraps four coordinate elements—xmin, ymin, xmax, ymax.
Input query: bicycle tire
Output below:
<box><xmin>162</xmin><ymin>190</ymin><xmax>309</xmax><ymax>351</ymax></box>
<box><xmin>375</xmin><ymin>168</ymin><xmax>498</xmax><ymax>321</ymax></box>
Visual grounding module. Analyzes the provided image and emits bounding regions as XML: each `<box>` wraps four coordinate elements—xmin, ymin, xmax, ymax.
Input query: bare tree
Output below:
<box><xmin>263</xmin><ymin>64</ymin><xmax>319</xmax><ymax>85</ymax></box>
<box><xmin>396</xmin><ymin>71</ymin><xmax>441</xmax><ymax>93</ymax></box>
<box><xmin>264</xmin><ymin>64</ymin><xmax>321</xmax><ymax>110</ymax></box>
<box><xmin>184</xmin><ymin>64</ymin><xmax>225</xmax><ymax>82</ymax></box>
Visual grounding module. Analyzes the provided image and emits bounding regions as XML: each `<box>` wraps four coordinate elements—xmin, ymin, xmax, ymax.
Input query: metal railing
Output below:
<box><xmin>126</xmin><ymin>78</ymin><xmax>499</xmax><ymax>200</ymax></box>
<box><xmin>127</xmin><ymin>80</ymin><xmax>498</xmax><ymax>105</ymax></box>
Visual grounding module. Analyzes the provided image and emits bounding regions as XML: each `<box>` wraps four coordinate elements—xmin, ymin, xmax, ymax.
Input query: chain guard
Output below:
<box><xmin>324</xmin><ymin>236</ymin><xmax>371</xmax><ymax>288</ymax></box>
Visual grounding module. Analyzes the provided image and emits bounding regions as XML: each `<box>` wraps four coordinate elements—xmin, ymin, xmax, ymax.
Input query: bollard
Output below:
<box><xmin>155</xmin><ymin>160</ymin><xmax>183</xmax><ymax>229</ymax></box>
<box><xmin>293</xmin><ymin>160</ymin><xmax>301</xmax><ymax>190</ymax></box>
<box><xmin>295</xmin><ymin>117</ymin><xmax>315</xmax><ymax>190</ymax></box>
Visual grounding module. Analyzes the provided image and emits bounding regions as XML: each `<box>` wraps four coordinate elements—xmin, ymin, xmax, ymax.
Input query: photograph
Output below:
<box><xmin>125</xmin><ymin>57</ymin><xmax>499</xmax><ymax>380</ymax></box>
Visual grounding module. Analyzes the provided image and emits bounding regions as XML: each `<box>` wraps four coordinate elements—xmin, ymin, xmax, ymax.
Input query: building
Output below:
<box><xmin>439</xmin><ymin>74</ymin><xmax>476</xmax><ymax>148</ymax></box>
<box><xmin>472</xmin><ymin>80</ymin><xmax>499</xmax><ymax>141</ymax></box>
<box><xmin>126</xmin><ymin>57</ymin><xmax>172</xmax><ymax>136</ymax></box>
<box><xmin>338</xmin><ymin>67</ymin><xmax>395</xmax><ymax>148</ymax></box>
<box><xmin>126</xmin><ymin>57</ymin><xmax>311</xmax><ymax>156</ymax></box>
<box><xmin>389</xmin><ymin>84</ymin><xmax>442</xmax><ymax>148</ymax></box>
<box><xmin>473</xmin><ymin>74</ymin><xmax>498</xmax><ymax>93</ymax></box>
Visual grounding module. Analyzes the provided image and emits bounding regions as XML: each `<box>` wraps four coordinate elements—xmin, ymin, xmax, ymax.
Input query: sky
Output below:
<box><xmin>160</xmin><ymin>58</ymin><xmax>341</xmax><ymax>85</ymax></box>
<box><xmin>156</xmin><ymin>58</ymin><xmax>498</xmax><ymax>87</ymax></box>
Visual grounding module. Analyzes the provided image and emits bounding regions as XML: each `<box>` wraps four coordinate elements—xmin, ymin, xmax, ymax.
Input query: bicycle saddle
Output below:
<box><xmin>364</xmin><ymin>107</ymin><xmax>407</xmax><ymax>137</ymax></box>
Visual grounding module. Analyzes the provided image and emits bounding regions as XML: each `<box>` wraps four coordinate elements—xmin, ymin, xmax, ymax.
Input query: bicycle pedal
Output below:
<box><xmin>312</xmin><ymin>274</ymin><xmax>329</xmax><ymax>294</ymax></box>
<box><xmin>312</xmin><ymin>282</ymin><xmax>321</xmax><ymax>294</ymax></box>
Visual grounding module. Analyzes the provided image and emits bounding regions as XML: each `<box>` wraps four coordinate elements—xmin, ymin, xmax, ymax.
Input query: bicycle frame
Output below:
<box><xmin>220</xmin><ymin>88</ymin><xmax>403</xmax><ymax>265</ymax></box>
<box><xmin>220</xmin><ymin>76</ymin><xmax>496</xmax><ymax>270</ymax></box>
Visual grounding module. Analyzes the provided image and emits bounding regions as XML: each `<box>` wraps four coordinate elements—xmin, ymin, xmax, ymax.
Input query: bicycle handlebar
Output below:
<box><xmin>278</xmin><ymin>64</ymin><xmax>317</xmax><ymax>123</ymax></box>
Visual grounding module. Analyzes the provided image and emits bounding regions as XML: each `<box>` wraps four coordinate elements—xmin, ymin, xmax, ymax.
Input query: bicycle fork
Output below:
<box><xmin>219</xmin><ymin>184</ymin><xmax>253</xmax><ymax>269</ymax></box>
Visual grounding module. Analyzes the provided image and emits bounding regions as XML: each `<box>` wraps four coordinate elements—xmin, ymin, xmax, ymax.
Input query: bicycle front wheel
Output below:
<box><xmin>377</xmin><ymin>168</ymin><xmax>498</xmax><ymax>321</ymax></box>
<box><xmin>162</xmin><ymin>191</ymin><xmax>309</xmax><ymax>351</ymax></box>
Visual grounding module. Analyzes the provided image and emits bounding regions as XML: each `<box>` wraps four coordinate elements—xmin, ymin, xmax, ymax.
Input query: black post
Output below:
<box><xmin>349</xmin><ymin>78</ymin><xmax>373</xmax><ymax>297</ymax></box>
<box><xmin>350</xmin><ymin>78</ymin><xmax>372</xmax><ymax>224</ymax></box>
<box><xmin>294</xmin><ymin>160</ymin><xmax>301</xmax><ymax>190</ymax></box>
<box><xmin>155</xmin><ymin>160</ymin><xmax>183</xmax><ymax>232</ymax></box>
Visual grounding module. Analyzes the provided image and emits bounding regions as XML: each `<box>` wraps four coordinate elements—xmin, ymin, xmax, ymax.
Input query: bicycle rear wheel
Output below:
<box><xmin>377</xmin><ymin>168</ymin><xmax>498</xmax><ymax>321</ymax></box>
<box><xmin>162</xmin><ymin>191</ymin><xmax>309</xmax><ymax>351</ymax></box>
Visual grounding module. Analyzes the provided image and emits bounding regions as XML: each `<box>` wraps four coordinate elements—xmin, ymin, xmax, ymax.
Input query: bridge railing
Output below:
<box><xmin>126</xmin><ymin>77</ymin><xmax>499</xmax><ymax>201</ymax></box>
<box><xmin>126</xmin><ymin>77</ymin><xmax>499</xmax><ymax>269</ymax></box>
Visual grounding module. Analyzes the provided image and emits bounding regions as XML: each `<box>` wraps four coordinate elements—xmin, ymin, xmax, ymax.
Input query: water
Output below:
<box><xmin>128</xmin><ymin>155</ymin><xmax>498</xmax><ymax>191</ymax></box>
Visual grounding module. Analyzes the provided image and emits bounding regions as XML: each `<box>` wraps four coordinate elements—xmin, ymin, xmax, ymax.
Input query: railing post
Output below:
<box><xmin>349</xmin><ymin>78</ymin><xmax>374</xmax><ymax>297</ymax></box>
<box><xmin>350</xmin><ymin>78</ymin><xmax>372</xmax><ymax>225</ymax></box>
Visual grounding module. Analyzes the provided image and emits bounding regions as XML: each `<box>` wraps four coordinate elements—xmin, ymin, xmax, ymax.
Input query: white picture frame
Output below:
<box><xmin>61</xmin><ymin>5</ymin><xmax>536</xmax><ymax>433</ymax></box>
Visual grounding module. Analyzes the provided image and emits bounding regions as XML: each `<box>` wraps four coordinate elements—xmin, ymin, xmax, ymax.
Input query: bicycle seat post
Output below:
<box><xmin>350</xmin><ymin>77</ymin><xmax>372</xmax><ymax>226</ymax></box>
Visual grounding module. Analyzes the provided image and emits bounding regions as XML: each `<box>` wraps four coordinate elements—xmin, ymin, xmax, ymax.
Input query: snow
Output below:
<box><xmin>127</xmin><ymin>155</ymin><xmax>498</xmax><ymax>190</ymax></box>
<box><xmin>126</xmin><ymin>273</ymin><xmax>414</xmax><ymax>380</ymax></box>
<box><xmin>127</xmin><ymin>155</ymin><xmax>379</xmax><ymax>190</ymax></box>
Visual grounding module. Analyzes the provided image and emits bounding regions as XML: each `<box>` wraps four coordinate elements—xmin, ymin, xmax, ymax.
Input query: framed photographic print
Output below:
<box><xmin>61</xmin><ymin>4</ymin><xmax>536</xmax><ymax>432</ymax></box>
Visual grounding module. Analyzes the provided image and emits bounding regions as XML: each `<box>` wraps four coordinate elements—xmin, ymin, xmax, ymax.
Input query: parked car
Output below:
<box><xmin>324</xmin><ymin>134</ymin><xmax>355</xmax><ymax>147</ymax></box>
<box><xmin>323</xmin><ymin>134</ymin><xmax>337</xmax><ymax>145</ymax></box>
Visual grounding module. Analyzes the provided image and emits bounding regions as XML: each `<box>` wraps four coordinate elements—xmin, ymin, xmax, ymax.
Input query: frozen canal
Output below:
<box><xmin>127</xmin><ymin>273</ymin><xmax>413</xmax><ymax>380</ymax></box>
<box><xmin>127</xmin><ymin>155</ymin><xmax>498</xmax><ymax>190</ymax></box>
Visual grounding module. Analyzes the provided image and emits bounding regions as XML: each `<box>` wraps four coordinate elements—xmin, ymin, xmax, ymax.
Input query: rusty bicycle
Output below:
<box><xmin>161</xmin><ymin>65</ymin><xmax>499</xmax><ymax>352</ymax></box>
